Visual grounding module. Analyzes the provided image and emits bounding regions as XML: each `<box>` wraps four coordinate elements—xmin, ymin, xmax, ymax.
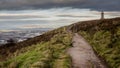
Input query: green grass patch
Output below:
<box><xmin>78</xmin><ymin>27</ymin><xmax>120</xmax><ymax>68</ymax></box>
<box><xmin>0</xmin><ymin>28</ymin><xmax>72</xmax><ymax>68</ymax></box>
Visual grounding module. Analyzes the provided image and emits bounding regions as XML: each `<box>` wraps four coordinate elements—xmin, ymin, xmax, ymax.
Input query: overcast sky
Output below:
<box><xmin>0</xmin><ymin>0</ymin><xmax>119</xmax><ymax>11</ymax></box>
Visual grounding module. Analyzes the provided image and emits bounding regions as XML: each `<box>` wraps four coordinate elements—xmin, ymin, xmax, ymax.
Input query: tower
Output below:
<box><xmin>101</xmin><ymin>11</ymin><xmax>104</xmax><ymax>19</ymax></box>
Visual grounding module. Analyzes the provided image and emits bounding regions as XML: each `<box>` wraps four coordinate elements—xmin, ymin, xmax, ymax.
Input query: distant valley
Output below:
<box><xmin>0</xmin><ymin>28</ymin><xmax>52</xmax><ymax>45</ymax></box>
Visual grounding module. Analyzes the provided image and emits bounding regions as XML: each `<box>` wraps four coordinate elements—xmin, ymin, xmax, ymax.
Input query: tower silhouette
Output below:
<box><xmin>101</xmin><ymin>11</ymin><xmax>104</xmax><ymax>19</ymax></box>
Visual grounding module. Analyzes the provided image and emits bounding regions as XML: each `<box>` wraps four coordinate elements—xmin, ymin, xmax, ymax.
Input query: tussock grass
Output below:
<box><xmin>68</xmin><ymin>17</ymin><xmax>120</xmax><ymax>68</ymax></box>
<box><xmin>1</xmin><ymin>17</ymin><xmax>120</xmax><ymax>68</ymax></box>
<box><xmin>0</xmin><ymin>27</ymin><xmax>72</xmax><ymax>68</ymax></box>
<box><xmin>78</xmin><ymin>29</ymin><xmax>120</xmax><ymax>68</ymax></box>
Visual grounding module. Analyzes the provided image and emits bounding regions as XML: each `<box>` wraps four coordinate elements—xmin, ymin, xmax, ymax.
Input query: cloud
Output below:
<box><xmin>0</xmin><ymin>7</ymin><xmax>120</xmax><ymax>31</ymax></box>
<box><xmin>0</xmin><ymin>29</ymin><xmax>19</xmax><ymax>32</ymax></box>
<box><xmin>0</xmin><ymin>7</ymin><xmax>119</xmax><ymax>22</ymax></box>
<box><xmin>0</xmin><ymin>0</ymin><xmax>119</xmax><ymax>11</ymax></box>
<box><xmin>21</xmin><ymin>24</ymin><xmax>45</xmax><ymax>29</ymax></box>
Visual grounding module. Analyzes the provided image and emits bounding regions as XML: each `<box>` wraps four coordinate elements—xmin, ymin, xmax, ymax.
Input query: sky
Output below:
<box><xmin>0</xmin><ymin>0</ymin><xmax>120</xmax><ymax>11</ymax></box>
<box><xmin>0</xmin><ymin>0</ymin><xmax>120</xmax><ymax>32</ymax></box>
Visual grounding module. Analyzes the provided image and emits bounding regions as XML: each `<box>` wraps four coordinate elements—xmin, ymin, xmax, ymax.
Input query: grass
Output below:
<box><xmin>68</xmin><ymin>18</ymin><xmax>120</xmax><ymax>68</ymax></box>
<box><xmin>0</xmin><ymin>27</ymin><xmax>72</xmax><ymax>68</ymax></box>
<box><xmin>78</xmin><ymin>27</ymin><xmax>120</xmax><ymax>68</ymax></box>
<box><xmin>1</xmin><ymin>17</ymin><xmax>120</xmax><ymax>68</ymax></box>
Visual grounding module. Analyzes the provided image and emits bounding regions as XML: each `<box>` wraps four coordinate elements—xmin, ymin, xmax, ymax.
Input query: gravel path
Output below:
<box><xmin>67</xmin><ymin>33</ymin><xmax>107</xmax><ymax>68</ymax></box>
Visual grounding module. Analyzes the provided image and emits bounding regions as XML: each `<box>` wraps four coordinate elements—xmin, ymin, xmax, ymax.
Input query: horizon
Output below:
<box><xmin>0</xmin><ymin>0</ymin><xmax>120</xmax><ymax>32</ymax></box>
<box><xmin>0</xmin><ymin>7</ymin><xmax>120</xmax><ymax>32</ymax></box>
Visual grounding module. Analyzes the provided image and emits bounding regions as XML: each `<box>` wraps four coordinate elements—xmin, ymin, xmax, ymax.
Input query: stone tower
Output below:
<box><xmin>101</xmin><ymin>11</ymin><xmax>104</xmax><ymax>19</ymax></box>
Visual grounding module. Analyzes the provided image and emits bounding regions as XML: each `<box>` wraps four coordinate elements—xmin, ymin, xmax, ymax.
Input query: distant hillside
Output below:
<box><xmin>0</xmin><ymin>17</ymin><xmax>120</xmax><ymax>68</ymax></box>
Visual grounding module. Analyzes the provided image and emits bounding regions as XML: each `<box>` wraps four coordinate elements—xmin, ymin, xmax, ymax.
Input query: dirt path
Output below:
<box><xmin>67</xmin><ymin>33</ymin><xmax>107</xmax><ymax>68</ymax></box>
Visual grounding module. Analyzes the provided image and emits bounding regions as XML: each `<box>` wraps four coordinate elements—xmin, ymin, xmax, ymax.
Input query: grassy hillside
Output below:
<box><xmin>69</xmin><ymin>17</ymin><xmax>120</xmax><ymax>68</ymax></box>
<box><xmin>0</xmin><ymin>27</ymin><xmax>72</xmax><ymax>68</ymax></box>
<box><xmin>0</xmin><ymin>17</ymin><xmax>120</xmax><ymax>68</ymax></box>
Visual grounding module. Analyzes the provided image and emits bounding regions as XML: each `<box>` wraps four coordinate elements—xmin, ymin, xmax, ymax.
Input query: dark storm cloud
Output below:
<box><xmin>0</xmin><ymin>0</ymin><xmax>119</xmax><ymax>11</ymax></box>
